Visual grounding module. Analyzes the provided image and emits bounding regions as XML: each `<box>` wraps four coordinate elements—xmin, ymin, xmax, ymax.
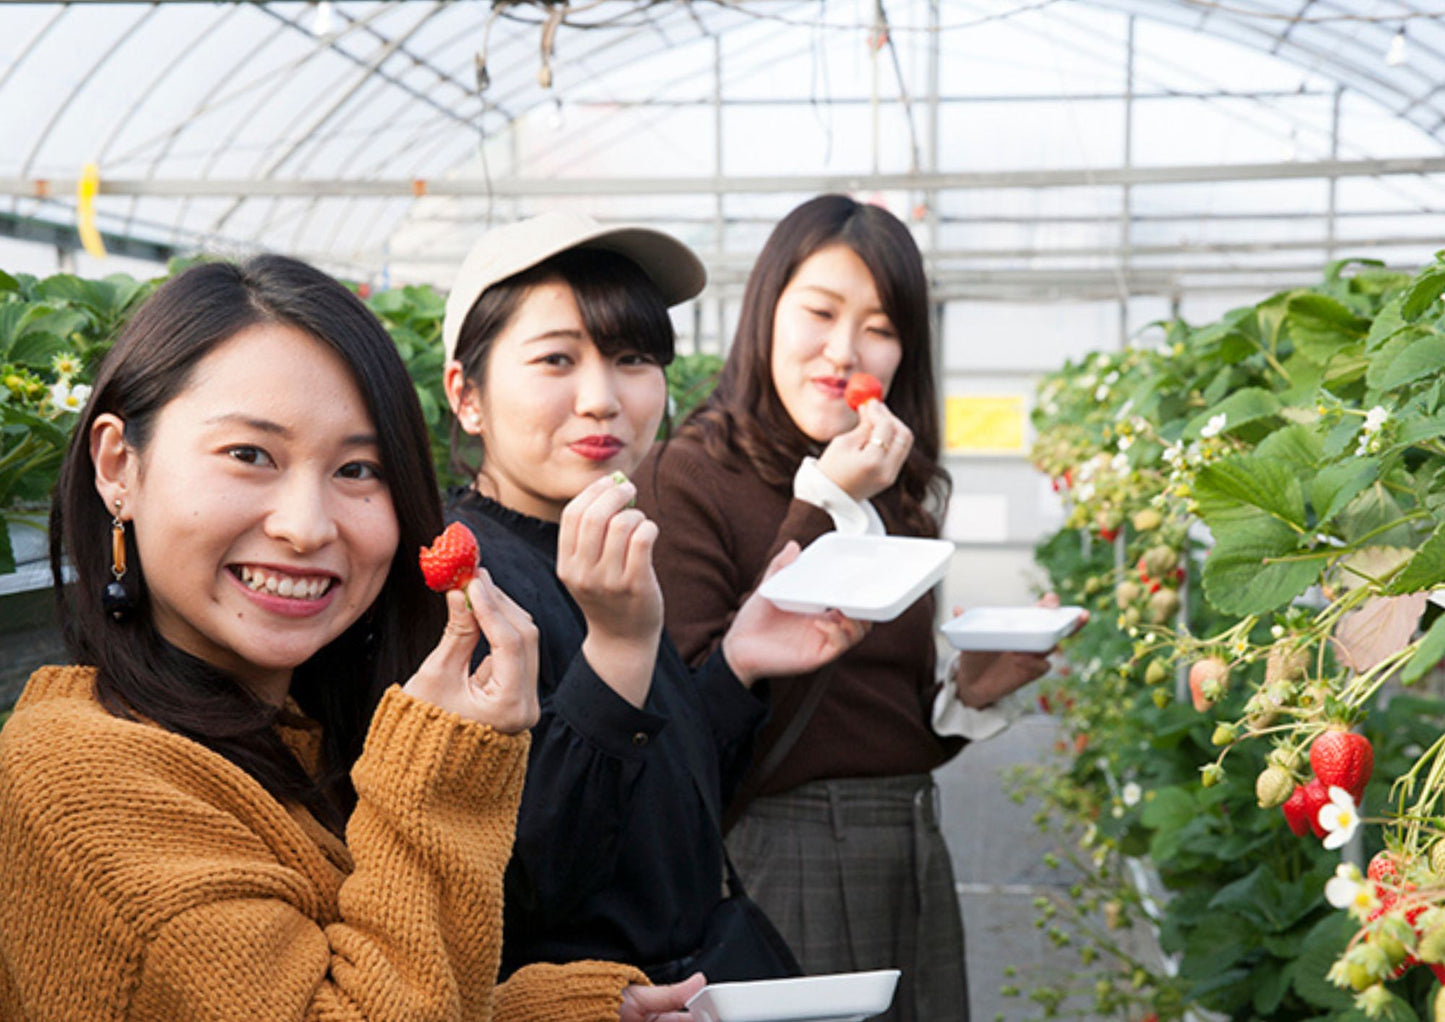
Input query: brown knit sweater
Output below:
<box><xmin>637</xmin><ymin>436</ymin><xmax>961</xmax><ymax>799</ymax></box>
<box><xmin>0</xmin><ymin>666</ymin><xmax>647</xmax><ymax>1021</ymax></box>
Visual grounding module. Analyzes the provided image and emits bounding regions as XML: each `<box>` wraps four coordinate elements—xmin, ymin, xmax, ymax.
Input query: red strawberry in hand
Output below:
<box><xmin>1310</xmin><ymin>729</ymin><xmax>1373</xmax><ymax>802</ymax></box>
<box><xmin>844</xmin><ymin>372</ymin><xmax>883</xmax><ymax>411</ymax></box>
<box><xmin>419</xmin><ymin>522</ymin><xmax>479</xmax><ymax>593</ymax></box>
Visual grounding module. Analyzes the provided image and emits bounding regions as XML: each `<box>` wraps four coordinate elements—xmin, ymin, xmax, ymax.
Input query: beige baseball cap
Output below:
<box><xmin>441</xmin><ymin>210</ymin><xmax>707</xmax><ymax>361</ymax></box>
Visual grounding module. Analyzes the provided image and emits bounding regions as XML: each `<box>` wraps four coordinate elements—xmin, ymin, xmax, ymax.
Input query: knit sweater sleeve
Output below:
<box><xmin>640</xmin><ymin>438</ymin><xmax>833</xmax><ymax>667</ymax></box>
<box><xmin>0</xmin><ymin>671</ymin><xmax>642</xmax><ymax>1022</ymax></box>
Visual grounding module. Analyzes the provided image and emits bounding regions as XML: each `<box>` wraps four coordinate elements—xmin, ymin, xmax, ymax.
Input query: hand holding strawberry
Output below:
<box><xmin>816</xmin><ymin>397</ymin><xmax>914</xmax><ymax>502</ymax></box>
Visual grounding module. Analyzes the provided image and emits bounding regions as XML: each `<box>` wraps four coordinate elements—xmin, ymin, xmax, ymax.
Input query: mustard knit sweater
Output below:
<box><xmin>0</xmin><ymin>666</ymin><xmax>648</xmax><ymax>1021</ymax></box>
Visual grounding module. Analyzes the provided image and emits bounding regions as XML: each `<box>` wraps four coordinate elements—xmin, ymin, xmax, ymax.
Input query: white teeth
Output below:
<box><xmin>237</xmin><ymin>567</ymin><xmax>329</xmax><ymax>601</ymax></box>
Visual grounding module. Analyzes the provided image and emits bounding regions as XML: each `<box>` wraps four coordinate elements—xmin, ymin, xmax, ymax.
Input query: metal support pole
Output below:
<box><xmin>1120</xmin><ymin>16</ymin><xmax>1135</xmax><ymax>349</ymax></box>
<box><xmin>714</xmin><ymin>33</ymin><xmax>726</xmax><ymax>356</ymax></box>
<box><xmin>1328</xmin><ymin>85</ymin><xmax>1343</xmax><ymax>262</ymax></box>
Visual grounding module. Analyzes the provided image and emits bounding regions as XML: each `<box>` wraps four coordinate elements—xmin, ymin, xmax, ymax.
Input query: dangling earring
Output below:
<box><xmin>102</xmin><ymin>500</ymin><xmax>139</xmax><ymax>621</ymax></box>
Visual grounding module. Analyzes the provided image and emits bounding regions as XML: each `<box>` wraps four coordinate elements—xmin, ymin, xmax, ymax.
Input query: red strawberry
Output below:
<box><xmin>1310</xmin><ymin>729</ymin><xmax>1373</xmax><ymax>801</ymax></box>
<box><xmin>1099</xmin><ymin>527</ymin><xmax>1119</xmax><ymax>543</ymax></box>
<box><xmin>419</xmin><ymin>522</ymin><xmax>479</xmax><ymax>593</ymax></box>
<box><xmin>1280</xmin><ymin>784</ymin><xmax>1311</xmax><ymax>836</ymax></box>
<box><xmin>1299</xmin><ymin>778</ymin><xmax>1331</xmax><ymax>838</ymax></box>
<box><xmin>844</xmin><ymin>372</ymin><xmax>884</xmax><ymax>411</ymax></box>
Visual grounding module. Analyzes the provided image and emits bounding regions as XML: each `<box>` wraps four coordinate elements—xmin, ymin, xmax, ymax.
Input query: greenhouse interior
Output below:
<box><xmin>6</xmin><ymin>0</ymin><xmax>1445</xmax><ymax>1019</ymax></box>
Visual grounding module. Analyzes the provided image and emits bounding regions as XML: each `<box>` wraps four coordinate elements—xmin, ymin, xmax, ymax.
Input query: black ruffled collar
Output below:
<box><xmin>447</xmin><ymin>486</ymin><xmax>559</xmax><ymax>553</ymax></box>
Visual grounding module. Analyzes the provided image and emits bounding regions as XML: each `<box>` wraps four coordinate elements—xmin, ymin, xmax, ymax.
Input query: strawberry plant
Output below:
<box><xmin>1029</xmin><ymin>253</ymin><xmax>1445</xmax><ymax>1018</ymax></box>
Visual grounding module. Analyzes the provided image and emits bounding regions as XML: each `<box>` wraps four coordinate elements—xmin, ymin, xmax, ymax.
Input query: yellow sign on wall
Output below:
<box><xmin>945</xmin><ymin>394</ymin><xmax>1028</xmax><ymax>453</ymax></box>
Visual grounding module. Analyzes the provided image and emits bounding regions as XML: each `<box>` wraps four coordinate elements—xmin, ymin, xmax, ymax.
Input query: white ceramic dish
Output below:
<box><xmin>757</xmin><ymin>534</ymin><xmax>954</xmax><ymax>622</ymax></box>
<box><xmin>684</xmin><ymin>969</ymin><xmax>901</xmax><ymax>1022</ymax></box>
<box><xmin>940</xmin><ymin>605</ymin><xmax>1086</xmax><ymax>653</ymax></box>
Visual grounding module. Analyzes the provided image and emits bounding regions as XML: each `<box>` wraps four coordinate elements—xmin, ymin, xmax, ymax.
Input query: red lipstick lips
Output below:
<box><xmin>570</xmin><ymin>435</ymin><xmax>624</xmax><ymax>461</ymax></box>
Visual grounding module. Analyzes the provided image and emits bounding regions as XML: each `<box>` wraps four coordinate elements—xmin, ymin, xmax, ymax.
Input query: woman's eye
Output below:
<box><xmin>618</xmin><ymin>351</ymin><xmax>657</xmax><ymax>367</ymax></box>
<box><xmin>536</xmin><ymin>352</ymin><xmax>572</xmax><ymax>367</ymax></box>
<box><xmin>806</xmin><ymin>307</ymin><xmax>834</xmax><ymax>321</ymax></box>
<box><xmin>338</xmin><ymin>461</ymin><xmax>384</xmax><ymax>482</ymax></box>
<box><xmin>868</xmin><ymin>325</ymin><xmax>898</xmax><ymax>339</ymax></box>
<box><xmin>226</xmin><ymin>445</ymin><xmax>274</xmax><ymax>468</ymax></box>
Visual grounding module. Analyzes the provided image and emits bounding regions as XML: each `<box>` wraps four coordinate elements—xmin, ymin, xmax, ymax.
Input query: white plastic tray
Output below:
<box><xmin>757</xmin><ymin>533</ymin><xmax>954</xmax><ymax>622</ymax></box>
<box><xmin>685</xmin><ymin>970</ymin><xmax>901</xmax><ymax>1022</ymax></box>
<box><xmin>940</xmin><ymin>606</ymin><xmax>1085</xmax><ymax>653</ymax></box>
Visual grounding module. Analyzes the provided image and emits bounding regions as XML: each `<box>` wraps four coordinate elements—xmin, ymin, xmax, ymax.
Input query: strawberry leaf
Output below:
<box><xmin>1387</xmin><ymin>523</ymin><xmax>1445</xmax><ymax>595</ymax></box>
<box><xmin>1201</xmin><ymin>516</ymin><xmax>1317</xmax><ymax>616</ymax></box>
<box><xmin>1366</xmin><ymin>325</ymin><xmax>1445</xmax><ymax>394</ymax></box>
<box><xmin>1402</xmin><ymin>612</ymin><xmax>1445</xmax><ymax>685</ymax></box>
<box><xmin>1194</xmin><ymin>456</ymin><xmax>1308</xmax><ymax>532</ymax></box>
<box><xmin>1282</xmin><ymin>293</ymin><xmax>1370</xmax><ymax>362</ymax></box>
<box><xmin>1309</xmin><ymin>459</ymin><xmax>1379</xmax><ymax>526</ymax></box>
<box><xmin>1401</xmin><ymin>261</ymin><xmax>1445</xmax><ymax>321</ymax></box>
<box><xmin>1183</xmin><ymin>387</ymin><xmax>1281</xmax><ymax>438</ymax></box>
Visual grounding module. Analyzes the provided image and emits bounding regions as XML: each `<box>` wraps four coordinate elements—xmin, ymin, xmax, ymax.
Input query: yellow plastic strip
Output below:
<box><xmin>77</xmin><ymin>163</ymin><xmax>107</xmax><ymax>259</ymax></box>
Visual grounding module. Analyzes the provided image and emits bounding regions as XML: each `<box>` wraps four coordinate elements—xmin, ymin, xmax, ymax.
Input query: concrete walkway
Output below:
<box><xmin>938</xmin><ymin>713</ymin><xmax>1165</xmax><ymax>1021</ymax></box>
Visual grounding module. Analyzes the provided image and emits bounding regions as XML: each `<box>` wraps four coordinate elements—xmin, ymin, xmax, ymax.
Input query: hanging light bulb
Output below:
<box><xmin>1386</xmin><ymin>26</ymin><xmax>1407</xmax><ymax>67</ymax></box>
<box><xmin>313</xmin><ymin>1</ymin><xmax>335</xmax><ymax>37</ymax></box>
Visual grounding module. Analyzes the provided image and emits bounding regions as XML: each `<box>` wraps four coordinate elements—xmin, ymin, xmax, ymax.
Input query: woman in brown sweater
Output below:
<box><xmin>0</xmin><ymin>257</ymin><xmax>693</xmax><ymax>1022</ymax></box>
<box><xmin>638</xmin><ymin>196</ymin><xmax>1061</xmax><ymax>1022</ymax></box>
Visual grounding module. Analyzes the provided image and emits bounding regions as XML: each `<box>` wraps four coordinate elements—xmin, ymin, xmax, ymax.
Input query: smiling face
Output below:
<box><xmin>769</xmin><ymin>243</ymin><xmax>904</xmax><ymax>443</ymax></box>
<box><xmin>98</xmin><ymin>321</ymin><xmax>398</xmax><ymax>703</ymax></box>
<box><xmin>455</xmin><ymin>278</ymin><xmax>667</xmax><ymax>522</ymax></box>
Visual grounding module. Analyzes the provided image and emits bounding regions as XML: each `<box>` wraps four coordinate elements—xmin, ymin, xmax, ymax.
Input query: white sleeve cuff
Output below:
<box><xmin>931</xmin><ymin>653</ymin><xmax>1015</xmax><ymax>741</ymax></box>
<box><xmin>792</xmin><ymin>457</ymin><xmax>886</xmax><ymax>536</ymax></box>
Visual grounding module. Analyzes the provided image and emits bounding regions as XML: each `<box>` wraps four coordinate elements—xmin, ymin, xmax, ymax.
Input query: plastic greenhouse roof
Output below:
<box><xmin>3</xmin><ymin>0</ymin><xmax>1445</xmax><ymax>298</ymax></box>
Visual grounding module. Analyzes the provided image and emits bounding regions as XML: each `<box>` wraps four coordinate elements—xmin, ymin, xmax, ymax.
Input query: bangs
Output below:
<box><xmin>548</xmin><ymin>248</ymin><xmax>676</xmax><ymax>366</ymax></box>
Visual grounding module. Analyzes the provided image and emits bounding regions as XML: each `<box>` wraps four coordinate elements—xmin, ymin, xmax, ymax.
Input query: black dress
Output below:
<box><xmin>446</xmin><ymin>490</ymin><xmax>768</xmax><ymax>977</ymax></box>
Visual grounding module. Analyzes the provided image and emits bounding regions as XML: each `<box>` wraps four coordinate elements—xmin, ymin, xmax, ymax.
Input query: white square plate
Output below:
<box><xmin>757</xmin><ymin>534</ymin><xmax>954</xmax><ymax>622</ymax></box>
<box><xmin>685</xmin><ymin>970</ymin><xmax>901</xmax><ymax>1022</ymax></box>
<box><xmin>940</xmin><ymin>606</ymin><xmax>1086</xmax><ymax>653</ymax></box>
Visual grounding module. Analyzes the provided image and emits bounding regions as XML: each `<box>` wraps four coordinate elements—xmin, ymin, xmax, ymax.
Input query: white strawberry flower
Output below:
<box><xmin>49</xmin><ymin>381</ymin><xmax>91</xmax><ymax>414</ymax></box>
<box><xmin>1200</xmin><ymin>413</ymin><xmax>1227</xmax><ymax>439</ymax></box>
<box><xmin>1318</xmin><ymin>786</ymin><xmax>1361</xmax><ymax>850</ymax></box>
<box><xmin>1122</xmin><ymin>782</ymin><xmax>1142</xmax><ymax>807</ymax></box>
<box><xmin>1362</xmin><ymin>406</ymin><xmax>1389</xmax><ymax>433</ymax></box>
<box><xmin>1324</xmin><ymin>862</ymin><xmax>1376</xmax><ymax>919</ymax></box>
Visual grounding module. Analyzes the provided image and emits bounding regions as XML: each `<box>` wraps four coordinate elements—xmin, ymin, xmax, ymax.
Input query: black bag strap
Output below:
<box><xmin>721</xmin><ymin>665</ymin><xmax>834</xmax><ymax>834</ymax></box>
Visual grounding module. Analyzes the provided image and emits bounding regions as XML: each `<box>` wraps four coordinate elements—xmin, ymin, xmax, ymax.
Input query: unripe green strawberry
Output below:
<box><xmin>1144</xmin><ymin>660</ymin><xmax>1169</xmax><ymax>686</ymax></box>
<box><xmin>1122</xmin><ymin>606</ymin><xmax>1141</xmax><ymax>629</ymax></box>
<box><xmin>1132</xmin><ymin>507</ymin><xmax>1162</xmax><ymax>532</ymax></box>
<box><xmin>1433</xmin><ymin>841</ymin><xmax>1445</xmax><ymax>879</ymax></box>
<box><xmin>1255</xmin><ymin>765</ymin><xmax>1295</xmax><ymax>808</ymax></box>
<box><xmin>1343</xmin><ymin>943</ymin><xmax>1392</xmax><ymax>989</ymax></box>
<box><xmin>1115</xmin><ymin>581</ymin><xmax>1142</xmax><ymax>609</ymax></box>
<box><xmin>1372</xmin><ymin>930</ymin><xmax>1410</xmax><ymax>969</ymax></box>
<box><xmin>1266</xmin><ymin>647</ymin><xmax>1309</xmax><ymax>685</ymax></box>
<box><xmin>1432</xmin><ymin>983</ymin><xmax>1445</xmax><ymax>1022</ymax></box>
<box><xmin>1418</xmin><ymin>924</ymin><xmax>1445</xmax><ymax>965</ymax></box>
<box><xmin>1200</xmin><ymin>763</ymin><xmax>1224</xmax><ymax>788</ymax></box>
<box><xmin>1143</xmin><ymin>544</ymin><xmax>1178</xmax><ymax>579</ymax></box>
<box><xmin>1152</xmin><ymin>688</ymin><xmax>1170</xmax><ymax>709</ymax></box>
<box><xmin>1268</xmin><ymin>746</ymin><xmax>1304</xmax><ymax>772</ymax></box>
<box><xmin>1211</xmin><ymin>722</ymin><xmax>1237</xmax><ymax>746</ymax></box>
<box><xmin>1148</xmin><ymin>588</ymin><xmax>1180</xmax><ymax>624</ymax></box>
<box><xmin>1083</xmin><ymin>576</ymin><xmax>1102</xmax><ymax>595</ymax></box>
<box><xmin>1356</xmin><ymin>985</ymin><xmax>1391</xmax><ymax>1016</ymax></box>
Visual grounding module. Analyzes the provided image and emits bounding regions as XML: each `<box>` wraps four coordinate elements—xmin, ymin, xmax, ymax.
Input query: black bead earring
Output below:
<box><xmin>102</xmin><ymin>500</ymin><xmax>139</xmax><ymax>621</ymax></box>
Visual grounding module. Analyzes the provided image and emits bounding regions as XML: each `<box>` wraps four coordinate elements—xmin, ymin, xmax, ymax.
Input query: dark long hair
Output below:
<box><xmin>49</xmin><ymin>256</ymin><xmax>445</xmax><ymax>833</ymax></box>
<box><xmin>449</xmin><ymin>247</ymin><xmax>675</xmax><ymax>479</ymax></box>
<box><xmin>678</xmin><ymin>194</ymin><xmax>949</xmax><ymax>535</ymax></box>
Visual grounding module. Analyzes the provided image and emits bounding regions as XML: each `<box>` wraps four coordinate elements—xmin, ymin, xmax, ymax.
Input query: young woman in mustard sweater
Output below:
<box><xmin>0</xmin><ymin>256</ymin><xmax>697</xmax><ymax>1022</ymax></box>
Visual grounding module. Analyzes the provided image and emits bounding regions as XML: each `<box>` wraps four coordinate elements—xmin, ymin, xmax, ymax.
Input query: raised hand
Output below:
<box><xmin>722</xmin><ymin>541</ymin><xmax>871</xmax><ymax>686</ymax></box>
<box><xmin>403</xmin><ymin>570</ymin><xmax>540</xmax><ymax>733</ymax></box>
<box><xmin>815</xmin><ymin>399</ymin><xmax>914</xmax><ymax>502</ymax></box>
<box><xmin>557</xmin><ymin>473</ymin><xmax>664</xmax><ymax>707</ymax></box>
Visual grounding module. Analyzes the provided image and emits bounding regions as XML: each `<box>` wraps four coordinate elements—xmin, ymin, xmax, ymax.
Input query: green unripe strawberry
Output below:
<box><xmin>1131</xmin><ymin>508</ymin><xmax>1162</xmax><ymax>532</ymax></box>
<box><xmin>1419</xmin><ymin>924</ymin><xmax>1445</xmax><ymax>965</ymax></box>
<box><xmin>1115</xmin><ymin>581</ymin><xmax>1142</xmax><ymax>609</ymax></box>
<box><xmin>1432</xmin><ymin>984</ymin><xmax>1445</xmax><ymax>1022</ymax></box>
<box><xmin>1372</xmin><ymin>931</ymin><xmax>1410</xmax><ymax>969</ymax></box>
<box><xmin>1211</xmin><ymin>722</ymin><xmax>1237</xmax><ymax>746</ymax></box>
<box><xmin>1144</xmin><ymin>660</ymin><xmax>1169</xmax><ymax>686</ymax></box>
<box><xmin>1266</xmin><ymin>647</ymin><xmax>1309</xmax><ymax>685</ymax></box>
<box><xmin>1268</xmin><ymin>746</ymin><xmax>1304</xmax><ymax>772</ymax></box>
<box><xmin>1433</xmin><ymin>841</ymin><xmax>1445</xmax><ymax>879</ymax></box>
<box><xmin>1152</xmin><ymin>688</ymin><xmax>1170</xmax><ymax>709</ymax></box>
<box><xmin>1148</xmin><ymin>588</ymin><xmax>1180</xmax><ymax>624</ymax></box>
<box><xmin>1200</xmin><ymin>763</ymin><xmax>1224</xmax><ymax>788</ymax></box>
<box><xmin>1122</xmin><ymin>607</ymin><xmax>1141</xmax><ymax>629</ymax></box>
<box><xmin>1255</xmin><ymin>765</ymin><xmax>1295</xmax><ymax>808</ymax></box>
<box><xmin>1344</xmin><ymin>943</ymin><xmax>1393</xmax><ymax>988</ymax></box>
<box><xmin>1143</xmin><ymin>544</ymin><xmax>1178</xmax><ymax>579</ymax></box>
